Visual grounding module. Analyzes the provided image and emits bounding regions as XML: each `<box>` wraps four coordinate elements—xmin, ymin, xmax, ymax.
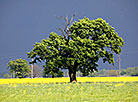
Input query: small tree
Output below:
<box><xmin>27</xmin><ymin>16</ymin><xmax>124</xmax><ymax>82</ymax></box>
<box><xmin>7</xmin><ymin>59</ymin><xmax>30</xmax><ymax>78</ymax></box>
<box><xmin>126</xmin><ymin>67</ymin><xmax>138</xmax><ymax>76</ymax></box>
<box><xmin>120</xmin><ymin>69</ymin><xmax>126</xmax><ymax>76</ymax></box>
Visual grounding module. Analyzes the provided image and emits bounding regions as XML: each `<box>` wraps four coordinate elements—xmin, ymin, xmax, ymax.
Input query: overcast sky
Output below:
<box><xmin>0</xmin><ymin>0</ymin><xmax>138</xmax><ymax>73</ymax></box>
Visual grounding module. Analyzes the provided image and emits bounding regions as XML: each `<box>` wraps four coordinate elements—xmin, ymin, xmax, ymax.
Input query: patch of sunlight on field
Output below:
<box><xmin>0</xmin><ymin>77</ymin><xmax>138</xmax><ymax>85</ymax></box>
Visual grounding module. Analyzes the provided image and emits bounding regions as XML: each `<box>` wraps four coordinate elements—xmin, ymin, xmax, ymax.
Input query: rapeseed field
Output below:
<box><xmin>0</xmin><ymin>77</ymin><xmax>138</xmax><ymax>102</ymax></box>
<box><xmin>0</xmin><ymin>77</ymin><xmax>138</xmax><ymax>84</ymax></box>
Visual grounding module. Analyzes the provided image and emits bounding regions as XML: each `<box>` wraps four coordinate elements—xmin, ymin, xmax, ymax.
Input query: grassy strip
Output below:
<box><xmin>0</xmin><ymin>82</ymin><xmax>138</xmax><ymax>102</ymax></box>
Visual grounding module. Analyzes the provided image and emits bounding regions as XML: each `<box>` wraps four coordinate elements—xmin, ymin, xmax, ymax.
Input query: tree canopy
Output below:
<box><xmin>7</xmin><ymin>59</ymin><xmax>30</xmax><ymax>78</ymax></box>
<box><xmin>120</xmin><ymin>67</ymin><xmax>138</xmax><ymax>76</ymax></box>
<box><xmin>27</xmin><ymin>17</ymin><xmax>124</xmax><ymax>82</ymax></box>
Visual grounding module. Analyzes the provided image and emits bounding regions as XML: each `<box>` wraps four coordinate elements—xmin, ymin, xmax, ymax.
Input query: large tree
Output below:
<box><xmin>27</xmin><ymin>17</ymin><xmax>124</xmax><ymax>82</ymax></box>
<box><xmin>7</xmin><ymin>59</ymin><xmax>30</xmax><ymax>78</ymax></box>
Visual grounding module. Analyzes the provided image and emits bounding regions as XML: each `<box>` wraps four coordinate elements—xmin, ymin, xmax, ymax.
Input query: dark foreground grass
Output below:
<box><xmin>0</xmin><ymin>82</ymin><xmax>138</xmax><ymax>102</ymax></box>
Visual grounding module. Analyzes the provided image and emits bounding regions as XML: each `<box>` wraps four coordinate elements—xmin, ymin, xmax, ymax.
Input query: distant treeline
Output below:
<box><xmin>87</xmin><ymin>66</ymin><xmax>138</xmax><ymax>77</ymax></box>
<box><xmin>1</xmin><ymin>66</ymin><xmax>138</xmax><ymax>78</ymax></box>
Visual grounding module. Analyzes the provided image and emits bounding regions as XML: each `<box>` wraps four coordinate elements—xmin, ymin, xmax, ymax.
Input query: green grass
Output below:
<box><xmin>0</xmin><ymin>82</ymin><xmax>138</xmax><ymax>102</ymax></box>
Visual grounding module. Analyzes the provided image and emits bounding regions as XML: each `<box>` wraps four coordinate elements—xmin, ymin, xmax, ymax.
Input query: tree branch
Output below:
<box><xmin>57</xmin><ymin>27</ymin><xmax>66</xmax><ymax>39</ymax></box>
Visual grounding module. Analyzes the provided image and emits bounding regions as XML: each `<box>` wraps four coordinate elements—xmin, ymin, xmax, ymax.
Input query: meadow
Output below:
<box><xmin>0</xmin><ymin>77</ymin><xmax>138</xmax><ymax>102</ymax></box>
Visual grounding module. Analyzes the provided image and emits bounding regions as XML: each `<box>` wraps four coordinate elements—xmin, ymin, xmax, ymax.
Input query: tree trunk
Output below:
<box><xmin>69</xmin><ymin>69</ymin><xmax>77</xmax><ymax>82</ymax></box>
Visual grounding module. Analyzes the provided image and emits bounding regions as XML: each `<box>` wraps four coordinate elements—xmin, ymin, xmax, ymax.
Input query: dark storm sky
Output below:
<box><xmin>0</xmin><ymin>0</ymin><xmax>138</xmax><ymax>72</ymax></box>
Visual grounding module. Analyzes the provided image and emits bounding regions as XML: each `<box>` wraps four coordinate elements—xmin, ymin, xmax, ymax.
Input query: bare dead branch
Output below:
<box><xmin>68</xmin><ymin>13</ymin><xmax>76</xmax><ymax>25</ymax></box>
<box><xmin>57</xmin><ymin>14</ymin><xmax>76</xmax><ymax>39</ymax></box>
<box><xmin>65</xmin><ymin>16</ymin><xmax>68</xmax><ymax>24</ymax></box>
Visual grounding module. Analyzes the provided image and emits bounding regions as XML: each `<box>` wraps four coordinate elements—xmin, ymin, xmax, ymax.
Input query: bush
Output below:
<box><xmin>126</xmin><ymin>67</ymin><xmax>138</xmax><ymax>76</ymax></box>
<box><xmin>108</xmin><ymin>70</ymin><xmax>118</xmax><ymax>77</ymax></box>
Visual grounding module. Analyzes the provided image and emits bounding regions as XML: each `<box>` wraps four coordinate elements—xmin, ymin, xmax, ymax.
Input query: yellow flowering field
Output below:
<box><xmin>0</xmin><ymin>77</ymin><xmax>138</xmax><ymax>102</ymax></box>
<box><xmin>0</xmin><ymin>77</ymin><xmax>138</xmax><ymax>85</ymax></box>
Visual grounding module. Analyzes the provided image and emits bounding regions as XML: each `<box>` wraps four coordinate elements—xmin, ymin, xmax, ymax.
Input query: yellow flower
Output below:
<box><xmin>0</xmin><ymin>77</ymin><xmax>138</xmax><ymax>85</ymax></box>
<box><xmin>34</xmin><ymin>84</ymin><xmax>38</xmax><ymax>87</ymax></box>
<box><xmin>66</xmin><ymin>86</ymin><xmax>71</xmax><ymax>89</ymax></box>
<box><xmin>90</xmin><ymin>86</ymin><xmax>93</xmax><ymax>89</ymax></box>
<box><xmin>115</xmin><ymin>83</ymin><xmax>124</xmax><ymax>87</ymax></box>
<box><xmin>23</xmin><ymin>90</ymin><xmax>26</xmax><ymax>94</ymax></box>
<box><xmin>48</xmin><ymin>88</ymin><xmax>51</xmax><ymax>91</ymax></box>
<box><xmin>12</xmin><ymin>84</ymin><xmax>17</xmax><ymax>88</ymax></box>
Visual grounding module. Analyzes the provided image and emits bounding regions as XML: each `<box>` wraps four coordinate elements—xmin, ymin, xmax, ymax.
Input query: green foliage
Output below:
<box><xmin>120</xmin><ymin>69</ymin><xmax>126</xmax><ymax>75</ymax></box>
<box><xmin>120</xmin><ymin>67</ymin><xmax>138</xmax><ymax>76</ymax></box>
<box><xmin>43</xmin><ymin>67</ymin><xmax>63</xmax><ymax>78</ymax></box>
<box><xmin>121</xmin><ymin>67</ymin><xmax>138</xmax><ymax>76</ymax></box>
<box><xmin>7</xmin><ymin>59</ymin><xmax>30</xmax><ymax>78</ymax></box>
<box><xmin>57</xmin><ymin>70</ymin><xmax>64</xmax><ymax>77</ymax></box>
<box><xmin>27</xmin><ymin>17</ymin><xmax>124</xmax><ymax>80</ymax></box>
<box><xmin>70</xmin><ymin>17</ymin><xmax>124</xmax><ymax>65</ymax></box>
<box><xmin>126</xmin><ymin>67</ymin><xmax>138</xmax><ymax>76</ymax></box>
